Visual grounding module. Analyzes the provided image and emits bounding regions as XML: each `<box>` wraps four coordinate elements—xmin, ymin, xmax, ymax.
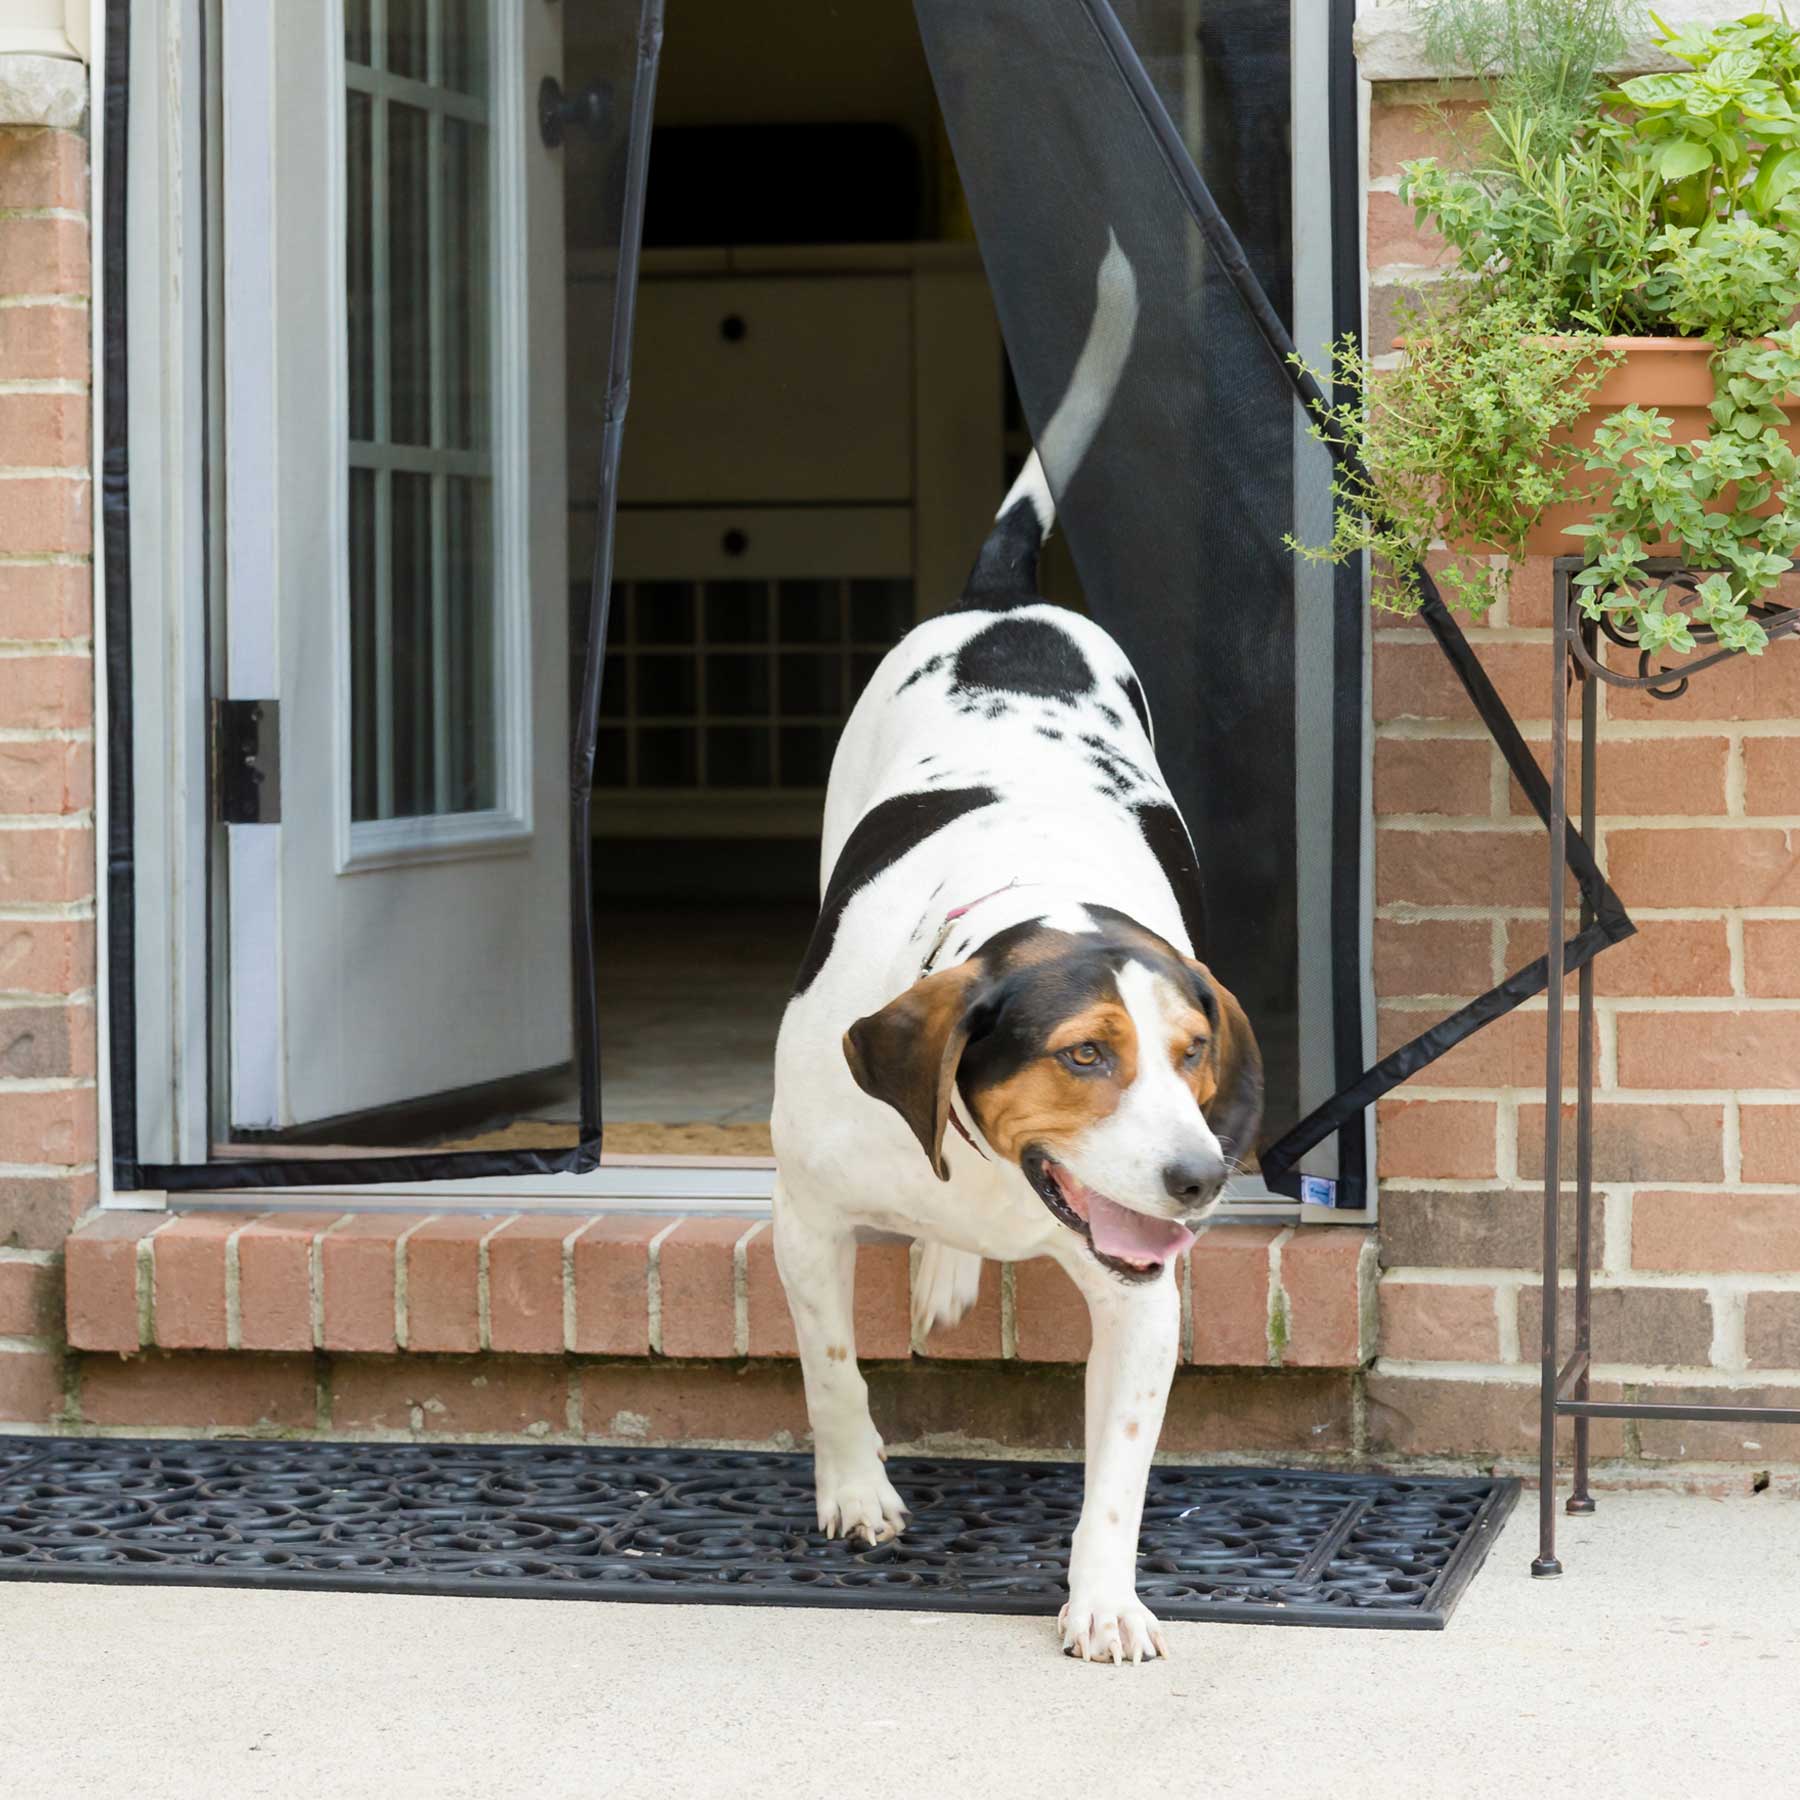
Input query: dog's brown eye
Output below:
<box><xmin>1062</xmin><ymin>1042</ymin><xmax>1103</xmax><ymax>1069</ymax></box>
<box><xmin>1184</xmin><ymin>1038</ymin><xmax>1206</xmax><ymax>1062</ymax></box>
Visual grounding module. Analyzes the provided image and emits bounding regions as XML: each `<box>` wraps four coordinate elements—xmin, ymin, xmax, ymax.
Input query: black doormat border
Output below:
<box><xmin>0</xmin><ymin>1438</ymin><xmax>1516</xmax><ymax>1631</ymax></box>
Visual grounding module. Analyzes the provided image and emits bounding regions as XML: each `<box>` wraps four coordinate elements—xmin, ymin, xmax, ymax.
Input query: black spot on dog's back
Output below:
<box><xmin>1133</xmin><ymin>800</ymin><xmax>1208</xmax><ymax>958</ymax></box>
<box><xmin>1119</xmin><ymin>673</ymin><xmax>1151</xmax><ymax>739</ymax></box>
<box><xmin>794</xmin><ymin>787</ymin><xmax>1001</xmax><ymax>994</ymax></box>
<box><xmin>952</xmin><ymin>616</ymin><xmax>1093</xmax><ymax>704</ymax></box>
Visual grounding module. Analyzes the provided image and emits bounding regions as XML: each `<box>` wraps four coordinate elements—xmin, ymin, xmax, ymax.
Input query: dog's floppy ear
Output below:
<box><xmin>1188</xmin><ymin>962</ymin><xmax>1264</xmax><ymax>1171</ymax></box>
<box><xmin>844</xmin><ymin>958</ymin><xmax>989</xmax><ymax>1181</ymax></box>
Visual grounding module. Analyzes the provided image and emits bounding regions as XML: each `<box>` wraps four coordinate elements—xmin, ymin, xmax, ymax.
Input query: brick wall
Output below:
<box><xmin>0</xmin><ymin>115</ymin><xmax>94</xmax><ymax>1432</ymax></box>
<box><xmin>1365</xmin><ymin>82</ymin><xmax>1800</xmax><ymax>1471</ymax></box>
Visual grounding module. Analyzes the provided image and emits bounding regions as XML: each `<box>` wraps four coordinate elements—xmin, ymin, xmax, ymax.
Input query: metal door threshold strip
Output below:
<box><xmin>0</xmin><ymin>1439</ymin><xmax>1515</xmax><ymax>1630</ymax></box>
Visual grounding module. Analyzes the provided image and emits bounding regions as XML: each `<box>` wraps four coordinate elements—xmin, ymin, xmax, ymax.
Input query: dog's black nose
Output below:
<box><xmin>1162</xmin><ymin>1158</ymin><xmax>1221</xmax><ymax>1202</ymax></box>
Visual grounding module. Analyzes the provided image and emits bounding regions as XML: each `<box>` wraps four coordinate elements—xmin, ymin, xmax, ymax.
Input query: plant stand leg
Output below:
<box><xmin>1568</xmin><ymin>620</ymin><xmax>1599</xmax><ymax>1518</ymax></box>
<box><xmin>1534</xmin><ymin>575</ymin><xmax>1571</xmax><ymax>1579</ymax></box>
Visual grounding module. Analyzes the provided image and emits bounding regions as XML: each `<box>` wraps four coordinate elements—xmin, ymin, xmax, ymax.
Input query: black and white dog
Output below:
<box><xmin>771</xmin><ymin>237</ymin><xmax>1262</xmax><ymax>1662</ymax></box>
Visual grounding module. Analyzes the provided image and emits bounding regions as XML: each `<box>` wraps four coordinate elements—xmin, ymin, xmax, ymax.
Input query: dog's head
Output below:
<box><xmin>843</xmin><ymin>908</ymin><xmax>1262</xmax><ymax>1280</ymax></box>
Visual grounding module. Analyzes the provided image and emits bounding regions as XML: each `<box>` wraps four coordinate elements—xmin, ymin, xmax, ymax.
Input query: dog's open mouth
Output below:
<box><xmin>1022</xmin><ymin>1146</ymin><xmax>1196</xmax><ymax>1281</ymax></box>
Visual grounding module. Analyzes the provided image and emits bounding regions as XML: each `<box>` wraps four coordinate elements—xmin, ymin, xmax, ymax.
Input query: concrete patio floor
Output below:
<box><xmin>3</xmin><ymin>1491</ymin><xmax>1794</xmax><ymax>1799</ymax></box>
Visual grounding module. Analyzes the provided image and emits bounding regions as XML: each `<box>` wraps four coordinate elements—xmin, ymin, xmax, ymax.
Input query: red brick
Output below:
<box><xmin>657</xmin><ymin>1217</ymin><xmax>748</xmax><ymax>1359</ymax></box>
<box><xmin>571</xmin><ymin>1214</ymin><xmax>657</xmax><ymax>1356</ymax></box>
<box><xmin>330</xmin><ymin>1355</ymin><xmax>568</xmax><ymax>1437</ymax></box>
<box><xmin>1505</xmin><ymin>917</ymin><xmax>1732</xmax><ymax>999</ymax></box>
<box><xmin>1507</xmin><ymin>736</ymin><xmax>1728</xmax><ymax>817</ymax></box>
<box><xmin>0</xmin><ymin>300</ymin><xmax>87</xmax><ymax>380</ymax></box>
<box><xmin>0</xmin><ymin>475</ymin><xmax>90</xmax><ymax>553</ymax></box>
<box><xmin>0</xmin><ymin>739</ymin><xmax>92</xmax><ymax>813</ymax></box>
<box><xmin>1609</xmin><ymin>829</ymin><xmax>1800</xmax><ymax>908</ymax></box>
<box><xmin>1368</xmin><ymin>99</ymin><xmax>1481</xmax><ymax>180</ymax></box>
<box><xmin>1631</xmin><ymin>1385</ymin><xmax>1800</xmax><ymax>1461</ymax></box>
<box><xmin>1367</xmin><ymin>1372</ymin><xmax>1627</xmax><ymax>1457</ymax></box>
<box><xmin>580</xmin><ymin>1360</ymin><xmax>811</xmax><ymax>1445</ymax></box>
<box><xmin>0</xmin><ymin>560</ymin><xmax>88</xmax><ymax>639</ymax></box>
<box><xmin>0</xmin><ymin>821</ymin><xmax>92</xmax><ymax>903</ymax></box>
<box><xmin>1373</xmin><ymin>640</ymin><xmax>1545</xmax><ymax>724</ymax></box>
<box><xmin>0</xmin><ymin>1083</ymin><xmax>93</xmax><ymax>1164</ymax></box>
<box><xmin>1188</xmin><ymin>1226</ymin><xmax>1277</xmax><ymax>1366</ymax></box>
<box><xmin>1376</xmin><ymin>827</ymin><xmax>1546</xmax><ymax>909</ymax></box>
<box><xmin>236</xmin><ymin>1213</ymin><xmax>339</xmax><ymax>1353</ymax></box>
<box><xmin>1606</xmin><ymin>638</ymin><xmax>1800</xmax><ymax>721</ymax></box>
<box><xmin>1374</xmin><ymin>918</ymin><xmax>1494</xmax><ymax>998</ymax></box>
<box><xmin>486</xmin><ymin>1214</ymin><xmax>577</xmax><ymax>1354</ymax></box>
<box><xmin>1377</xmin><ymin>1279</ymin><xmax>1500</xmax><ymax>1362</ymax></box>
<box><xmin>0</xmin><ymin>1254</ymin><xmax>58</xmax><ymax>1335</ymax></box>
<box><xmin>151</xmin><ymin>1213</ymin><xmax>257</xmax><ymax>1350</ymax></box>
<box><xmin>855</xmin><ymin>1239</ymin><xmax>912</xmax><ymax>1360</ymax></box>
<box><xmin>78</xmin><ymin>1351</ymin><xmax>316</xmax><ymax>1430</ymax></box>
<box><xmin>0</xmin><ymin>918</ymin><xmax>92</xmax><ymax>996</ymax></box>
<box><xmin>1740</xmin><ymin>1106</ymin><xmax>1800</xmax><ymax>1185</ymax></box>
<box><xmin>0</xmin><ymin>216</ymin><xmax>88</xmax><ymax>297</ymax></box>
<box><xmin>1743</xmin><ymin>920</ymin><xmax>1800</xmax><ymax>1000</ymax></box>
<box><xmin>0</xmin><ymin>1345</ymin><xmax>62</xmax><ymax>1422</ymax></box>
<box><xmin>0</xmin><ymin>1168</ymin><xmax>94</xmax><ymax>1250</ymax></box>
<box><xmin>1517</xmin><ymin>1102</ymin><xmax>1724</xmax><ymax>1184</ymax></box>
<box><xmin>1506</xmin><ymin>555</ymin><xmax>1557</xmax><ymax>629</ymax></box>
<box><xmin>743</xmin><ymin>1224</ymin><xmax>797</xmax><ymax>1358</ymax></box>
<box><xmin>1374</xmin><ymin>738</ymin><xmax>1491</xmax><ymax>816</ymax></box>
<box><xmin>1161</xmin><ymin>1369</ymin><xmax>1357</xmax><ymax>1456</ymax></box>
<box><xmin>1380</xmin><ymin>1003</ymin><xmax>1588</xmax><ymax>1090</ymax></box>
<box><xmin>1742</xmin><ymin>738</ymin><xmax>1800</xmax><ymax>814</ymax></box>
<box><xmin>1012</xmin><ymin>1256</ymin><xmax>1091</xmax><ymax>1362</ymax></box>
<box><xmin>0</xmin><ymin>652</ymin><xmax>89</xmax><ymax>727</ymax></box>
<box><xmin>1279</xmin><ymin>1228</ymin><xmax>1370</xmax><ymax>1368</ymax></box>
<box><xmin>1617</xmin><ymin>1010</ymin><xmax>1800</xmax><ymax>1089</ymax></box>
<box><xmin>65</xmin><ymin>1215</ymin><xmax>162</xmax><ymax>1357</ymax></box>
<box><xmin>1631</xmin><ymin>1191</ymin><xmax>1800</xmax><ymax>1274</ymax></box>
<box><xmin>1746</xmin><ymin>1292</ymin><xmax>1800</xmax><ymax>1369</ymax></box>
<box><xmin>1367</xmin><ymin>187</ymin><xmax>1450</xmax><ymax>269</ymax></box>
<box><xmin>403</xmin><ymin>1215</ymin><xmax>485</xmax><ymax>1354</ymax></box>
<box><xmin>319</xmin><ymin>1214</ymin><xmax>417</xmax><ymax>1354</ymax></box>
<box><xmin>0</xmin><ymin>1000</ymin><xmax>91</xmax><ymax>1077</ymax></box>
<box><xmin>0</xmin><ymin>129</ymin><xmax>85</xmax><ymax>210</ymax></box>
<box><xmin>1517</xmin><ymin>1282</ymin><xmax>1713</xmax><ymax>1367</ymax></box>
<box><xmin>1380</xmin><ymin>1187</ymin><xmax>1605</xmax><ymax>1272</ymax></box>
<box><xmin>1376</xmin><ymin>1098</ymin><xmax>1497</xmax><ymax>1179</ymax></box>
<box><xmin>919</xmin><ymin>1254</ymin><xmax>1003</xmax><ymax>1360</ymax></box>
<box><xmin>0</xmin><ymin>392</ymin><xmax>86</xmax><ymax>469</ymax></box>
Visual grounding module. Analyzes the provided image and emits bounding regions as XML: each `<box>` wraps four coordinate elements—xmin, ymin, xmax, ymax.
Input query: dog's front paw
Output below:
<box><xmin>1058</xmin><ymin>1587</ymin><xmax>1169</xmax><ymax>1665</ymax></box>
<box><xmin>815</xmin><ymin>1451</ymin><xmax>908</xmax><ymax>1545</ymax></box>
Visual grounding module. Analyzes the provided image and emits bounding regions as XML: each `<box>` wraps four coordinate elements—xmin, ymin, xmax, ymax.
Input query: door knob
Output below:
<box><xmin>538</xmin><ymin>77</ymin><xmax>611</xmax><ymax>148</ymax></box>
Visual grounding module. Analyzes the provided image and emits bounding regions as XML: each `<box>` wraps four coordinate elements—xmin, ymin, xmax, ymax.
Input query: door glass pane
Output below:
<box><xmin>345</xmin><ymin>0</ymin><xmax>497</xmax><ymax>822</ymax></box>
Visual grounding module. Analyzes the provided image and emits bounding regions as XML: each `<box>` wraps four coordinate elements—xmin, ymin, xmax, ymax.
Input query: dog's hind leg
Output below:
<box><xmin>912</xmin><ymin>1242</ymin><xmax>984</xmax><ymax>1340</ymax></box>
<box><xmin>773</xmin><ymin>1178</ymin><xmax>908</xmax><ymax>1545</ymax></box>
<box><xmin>1059</xmin><ymin>1266</ymin><xmax>1180</xmax><ymax>1664</ymax></box>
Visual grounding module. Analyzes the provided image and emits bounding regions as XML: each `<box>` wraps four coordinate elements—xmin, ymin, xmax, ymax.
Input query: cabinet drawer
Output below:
<box><xmin>578</xmin><ymin>276</ymin><xmax>913</xmax><ymax>505</ymax></box>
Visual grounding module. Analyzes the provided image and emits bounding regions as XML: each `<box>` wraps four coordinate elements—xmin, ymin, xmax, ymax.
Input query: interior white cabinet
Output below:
<box><xmin>568</xmin><ymin>243</ymin><xmax>1003</xmax><ymax>839</ymax></box>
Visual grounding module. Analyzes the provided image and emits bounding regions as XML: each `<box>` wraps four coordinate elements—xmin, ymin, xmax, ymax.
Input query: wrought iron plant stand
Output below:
<box><xmin>1534</xmin><ymin>557</ymin><xmax>1800</xmax><ymax>1574</ymax></box>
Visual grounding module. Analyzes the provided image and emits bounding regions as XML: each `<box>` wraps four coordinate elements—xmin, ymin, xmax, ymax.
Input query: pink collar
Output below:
<box><xmin>920</xmin><ymin>879</ymin><xmax>1035</xmax><ymax>974</ymax></box>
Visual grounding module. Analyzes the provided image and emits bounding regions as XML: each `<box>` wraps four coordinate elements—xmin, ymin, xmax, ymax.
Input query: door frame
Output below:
<box><xmin>100</xmin><ymin>0</ymin><xmax>1356</xmax><ymax>1226</ymax></box>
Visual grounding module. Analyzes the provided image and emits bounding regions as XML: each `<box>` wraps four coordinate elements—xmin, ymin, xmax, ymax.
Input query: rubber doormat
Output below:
<box><xmin>0</xmin><ymin>1438</ymin><xmax>1516</xmax><ymax>1630</ymax></box>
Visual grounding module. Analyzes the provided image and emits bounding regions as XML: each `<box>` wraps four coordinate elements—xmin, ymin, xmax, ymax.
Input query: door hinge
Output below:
<box><xmin>213</xmin><ymin>698</ymin><xmax>281</xmax><ymax>824</ymax></box>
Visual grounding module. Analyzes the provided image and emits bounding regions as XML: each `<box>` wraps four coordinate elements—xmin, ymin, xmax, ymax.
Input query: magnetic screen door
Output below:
<box><xmin>108</xmin><ymin>0</ymin><xmax>665</xmax><ymax>1190</ymax></box>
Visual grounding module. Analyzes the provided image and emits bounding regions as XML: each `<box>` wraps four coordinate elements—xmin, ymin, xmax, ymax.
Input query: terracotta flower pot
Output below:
<box><xmin>1519</xmin><ymin>337</ymin><xmax>1730</xmax><ymax>556</ymax></box>
<box><xmin>1396</xmin><ymin>335</ymin><xmax>1800</xmax><ymax>559</ymax></box>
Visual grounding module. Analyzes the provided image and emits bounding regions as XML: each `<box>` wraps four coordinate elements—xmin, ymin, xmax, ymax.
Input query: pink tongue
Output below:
<box><xmin>1072</xmin><ymin>1184</ymin><xmax>1196</xmax><ymax>1267</ymax></box>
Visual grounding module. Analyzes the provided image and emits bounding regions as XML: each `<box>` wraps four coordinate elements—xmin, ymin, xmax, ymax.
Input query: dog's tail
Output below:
<box><xmin>957</xmin><ymin>229</ymin><xmax>1140</xmax><ymax>608</ymax></box>
<box><xmin>912</xmin><ymin>1242</ymin><xmax>985</xmax><ymax>1339</ymax></box>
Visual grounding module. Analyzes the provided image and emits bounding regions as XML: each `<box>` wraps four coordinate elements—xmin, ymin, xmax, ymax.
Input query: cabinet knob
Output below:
<box><xmin>722</xmin><ymin>528</ymin><xmax>749</xmax><ymax>557</ymax></box>
<box><xmin>719</xmin><ymin>313</ymin><xmax>748</xmax><ymax>344</ymax></box>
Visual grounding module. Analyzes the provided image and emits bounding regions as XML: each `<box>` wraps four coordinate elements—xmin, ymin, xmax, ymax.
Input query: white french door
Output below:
<box><xmin>222</xmin><ymin>0</ymin><xmax>571</xmax><ymax>1129</ymax></box>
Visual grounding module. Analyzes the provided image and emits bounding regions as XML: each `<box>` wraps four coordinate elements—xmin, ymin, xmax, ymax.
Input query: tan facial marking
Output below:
<box><xmin>967</xmin><ymin>1003</ymin><xmax>1142</xmax><ymax>1163</ymax></box>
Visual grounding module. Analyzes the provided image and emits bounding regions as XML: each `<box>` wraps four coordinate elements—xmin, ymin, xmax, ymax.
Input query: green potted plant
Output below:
<box><xmin>1296</xmin><ymin>3</ymin><xmax>1800</xmax><ymax>656</ymax></box>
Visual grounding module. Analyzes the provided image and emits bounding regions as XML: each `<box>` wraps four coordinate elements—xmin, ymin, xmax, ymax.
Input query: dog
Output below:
<box><xmin>770</xmin><ymin>236</ymin><xmax>1262</xmax><ymax>1663</ymax></box>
